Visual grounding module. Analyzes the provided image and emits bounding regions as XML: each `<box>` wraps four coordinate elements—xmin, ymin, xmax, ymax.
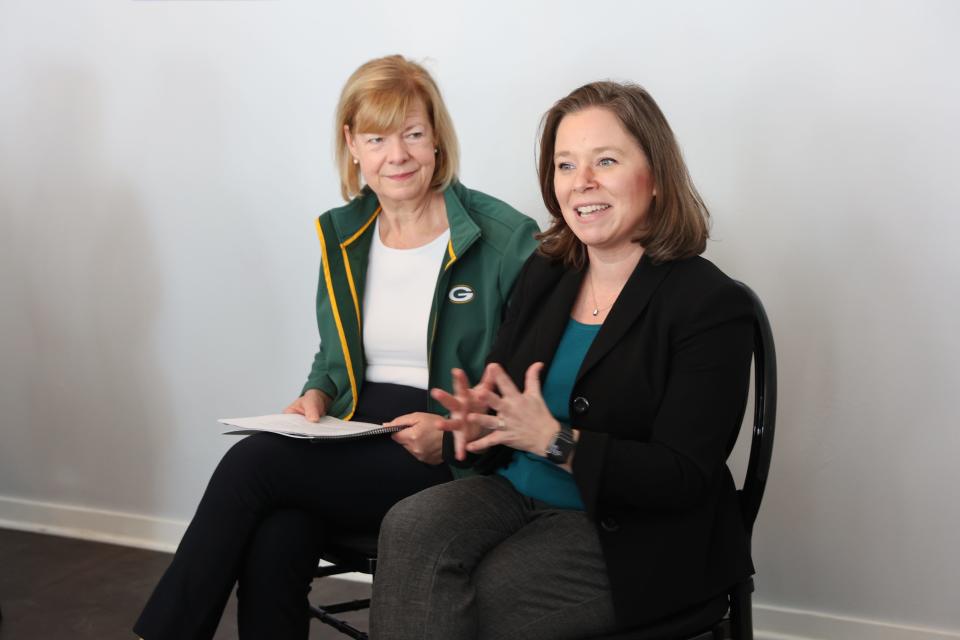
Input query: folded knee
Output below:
<box><xmin>215</xmin><ymin>433</ymin><xmax>283</xmax><ymax>478</ymax></box>
<box><xmin>380</xmin><ymin>492</ymin><xmax>430</xmax><ymax>541</ymax></box>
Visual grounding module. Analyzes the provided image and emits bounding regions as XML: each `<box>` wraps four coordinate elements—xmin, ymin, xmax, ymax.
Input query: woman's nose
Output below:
<box><xmin>386</xmin><ymin>137</ymin><xmax>410</xmax><ymax>163</ymax></box>
<box><xmin>574</xmin><ymin>167</ymin><xmax>596</xmax><ymax>192</ymax></box>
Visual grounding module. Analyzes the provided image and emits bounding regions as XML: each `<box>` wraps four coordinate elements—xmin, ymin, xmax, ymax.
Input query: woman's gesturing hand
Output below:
<box><xmin>465</xmin><ymin>362</ymin><xmax>559</xmax><ymax>456</ymax></box>
<box><xmin>283</xmin><ymin>389</ymin><xmax>332</xmax><ymax>422</ymax></box>
<box><xmin>384</xmin><ymin>413</ymin><xmax>445</xmax><ymax>465</ymax></box>
<box><xmin>430</xmin><ymin>367</ymin><xmax>497</xmax><ymax>461</ymax></box>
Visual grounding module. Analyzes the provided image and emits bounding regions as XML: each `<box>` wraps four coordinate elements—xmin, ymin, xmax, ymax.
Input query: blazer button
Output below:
<box><xmin>572</xmin><ymin>396</ymin><xmax>590</xmax><ymax>415</ymax></box>
<box><xmin>600</xmin><ymin>516</ymin><xmax>620</xmax><ymax>533</ymax></box>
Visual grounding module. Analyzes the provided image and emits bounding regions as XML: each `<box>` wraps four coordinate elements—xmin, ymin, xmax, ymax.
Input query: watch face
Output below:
<box><xmin>546</xmin><ymin>427</ymin><xmax>575</xmax><ymax>463</ymax></box>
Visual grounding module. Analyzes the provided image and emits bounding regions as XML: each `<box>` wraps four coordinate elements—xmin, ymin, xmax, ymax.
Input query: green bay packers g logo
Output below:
<box><xmin>448</xmin><ymin>284</ymin><xmax>475</xmax><ymax>303</ymax></box>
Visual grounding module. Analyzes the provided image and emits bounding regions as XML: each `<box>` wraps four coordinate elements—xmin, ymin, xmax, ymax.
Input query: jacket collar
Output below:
<box><xmin>443</xmin><ymin>182</ymin><xmax>481</xmax><ymax>265</ymax></box>
<box><xmin>327</xmin><ymin>182</ymin><xmax>481</xmax><ymax>260</ymax></box>
<box><xmin>578</xmin><ymin>253</ymin><xmax>673</xmax><ymax>380</ymax></box>
<box><xmin>328</xmin><ymin>188</ymin><xmax>381</xmax><ymax>246</ymax></box>
<box><xmin>525</xmin><ymin>253</ymin><xmax>674</xmax><ymax>380</ymax></box>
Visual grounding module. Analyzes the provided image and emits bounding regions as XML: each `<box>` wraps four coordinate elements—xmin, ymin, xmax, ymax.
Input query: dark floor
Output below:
<box><xmin>0</xmin><ymin>527</ymin><xmax>371</xmax><ymax>639</ymax></box>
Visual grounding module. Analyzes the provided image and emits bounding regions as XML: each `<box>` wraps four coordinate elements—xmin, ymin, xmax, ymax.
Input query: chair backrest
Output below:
<box><xmin>734</xmin><ymin>282</ymin><xmax>777</xmax><ymax>539</ymax></box>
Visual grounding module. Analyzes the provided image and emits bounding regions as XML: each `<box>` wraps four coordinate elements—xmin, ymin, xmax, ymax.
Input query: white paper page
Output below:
<box><xmin>218</xmin><ymin>414</ymin><xmax>402</xmax><ymax>439</ymax></box>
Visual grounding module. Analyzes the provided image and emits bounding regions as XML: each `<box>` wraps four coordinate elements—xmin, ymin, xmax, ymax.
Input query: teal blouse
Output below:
<box><xmin>496</xmin><ymin>318</ymin><xmax>601</xmax><ymax>509</ymax></box>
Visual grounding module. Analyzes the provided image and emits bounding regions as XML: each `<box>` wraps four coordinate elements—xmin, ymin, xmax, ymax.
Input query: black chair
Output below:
<box><xmin>308</xmin><ymin>282</ymin><xmax>776</xmax><ymax>640</ymax></box>
<box><xmin>308</xmin><ymin>531</ymin><xmax>378</xmax><ymax>639</ymax></box>
<box><xmin>586</xmin><ymin>281</ymin><xmax>777</xmax><ymax>640</ymax></box>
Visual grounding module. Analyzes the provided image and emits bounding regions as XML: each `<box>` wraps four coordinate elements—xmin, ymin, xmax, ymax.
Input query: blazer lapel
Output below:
<box><xmin>533</xmin><ymin>267</ymin><xmax>585</xmax><ymax>366</ymax></box>
<box><xmin>501</xmin><ymin>263</ymin><xmax>583</xmax><ymax>384</ymax></box>
<box><xmin>577</xmin><ymin>254</ymin><xmax>674</xmax><ymax>381</ymax></box>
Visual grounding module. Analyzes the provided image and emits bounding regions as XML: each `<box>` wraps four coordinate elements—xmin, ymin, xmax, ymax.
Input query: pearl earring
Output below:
<box><xmin>353</xmin><ymin>158</ymin><xmax>359</xmax><ymax>165</ymax></box>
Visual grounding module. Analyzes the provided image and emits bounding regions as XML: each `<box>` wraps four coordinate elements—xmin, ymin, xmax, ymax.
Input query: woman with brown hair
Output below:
<box><xmin>370</xmin><ymin>81</ymin><xmax>754</xmax><ymax>639</ymax></box>
<box><xmin>134</xmin><ymin>55</ymin><xmax>538</xmax><ymax>639</ymax></box>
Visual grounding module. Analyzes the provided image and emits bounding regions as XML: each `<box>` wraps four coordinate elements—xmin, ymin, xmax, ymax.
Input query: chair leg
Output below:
<box><xmin>309</xmin><ymin>603</ymin><xmax>369</xmax><ymax>640</ymax></box>
<box><xmin>728</xmin><ymin>579</ymin><xmax>754</xmax><ymax>640</ymax></box>
<box><xmin>711</xmin><ymin>619</ymin><xmax>731</xmax><ymax>639</ymax></box>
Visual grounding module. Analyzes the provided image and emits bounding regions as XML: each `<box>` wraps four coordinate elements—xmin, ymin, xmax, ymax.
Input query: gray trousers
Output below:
<box><xmin>369</xmin><ymin>474</ymin><xmax>618</xmax><ymax>640</ymax></box>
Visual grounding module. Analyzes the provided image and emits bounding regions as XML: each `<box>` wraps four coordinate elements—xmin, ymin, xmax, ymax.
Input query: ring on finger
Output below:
<box><xmin>497</xmin><ymin>417</ymin><xmax>506</xmax><ymax>430</ymax></box>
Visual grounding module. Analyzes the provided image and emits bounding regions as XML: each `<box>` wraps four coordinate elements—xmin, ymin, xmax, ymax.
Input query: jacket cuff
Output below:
<box><xmin>300</xmin><ymin>375</ymin><xmax>337</xmax><ymax>400</ymax></box>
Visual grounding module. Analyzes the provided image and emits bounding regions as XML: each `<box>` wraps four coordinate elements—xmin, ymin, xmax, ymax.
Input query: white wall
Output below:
<box><xmin>1</xmin><ymin>1</ymin><xmax>958</xmax><ymax>638</ymax></box>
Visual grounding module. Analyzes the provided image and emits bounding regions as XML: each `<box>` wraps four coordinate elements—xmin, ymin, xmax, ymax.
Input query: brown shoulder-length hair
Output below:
<box><xmin>536</xmin><ymin>81</ymin><xmax>709</xmax><ymax>268</ymax></box>
<box><xmin>335</xmin><ymin>55</ymin><xmax>459</xmax><ymax>201</ymax></box>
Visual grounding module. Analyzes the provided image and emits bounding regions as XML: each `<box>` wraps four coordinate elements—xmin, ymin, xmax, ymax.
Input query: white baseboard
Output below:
<box><xmin>0</xmin><ymin>494</ymin><xmax>372</xmax><ymax>583</ymax></box>
<box><xmin>754</xmin><ymin>604</ymin><xmax>960</xmax><ymax>640</ymax></box>
<box><xmin>2</xmin><ymin>495</ymin><xmax>957</xmax><ymax>632</ymax></box>
<box><xmin>0</xmin><ymin>493</ymin><xmax>187</xmax><ymax>553</ymax></box>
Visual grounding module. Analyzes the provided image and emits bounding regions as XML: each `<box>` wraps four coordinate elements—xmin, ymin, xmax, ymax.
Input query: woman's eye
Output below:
<box><xmin>598</xmin><ymin>157</ymin><xmax>617</xmax><ymax>167</ymax></box>
<box><xmin>367</xmin><ymin>136</ymin><xmax>383</xmax><ymax>144</ymax></box>
<box><xmin>557</xmin><ymin>162</ymin><xmax>574</xmax><ymax>171</ymax></box>
<box><xmin>407</xmin><ymin>131</ymin><xmax>424</xmax><ymax>140</ymax></box>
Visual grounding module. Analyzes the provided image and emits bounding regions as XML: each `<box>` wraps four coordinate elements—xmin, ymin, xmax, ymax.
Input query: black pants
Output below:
<box><xmin>134</xmin><ymin>383</ymin><xmax>452</xmax><ymax>640</ymax></box>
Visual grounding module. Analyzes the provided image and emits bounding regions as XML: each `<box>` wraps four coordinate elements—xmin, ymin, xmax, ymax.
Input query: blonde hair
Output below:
<box><xmin>335</xmin><ymin>55</ymin><xmax>460</xmax><ymax>201</ymax></box>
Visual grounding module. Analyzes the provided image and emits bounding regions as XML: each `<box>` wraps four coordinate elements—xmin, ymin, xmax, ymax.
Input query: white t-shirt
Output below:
<box><xmin>362</xmin><ymin>219</ymin><xmax>451</xmax><ymax>390</ymax></box>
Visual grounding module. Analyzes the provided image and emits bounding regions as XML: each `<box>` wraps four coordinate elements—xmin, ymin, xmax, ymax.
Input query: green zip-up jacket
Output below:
<box><xmin>301</xmin><ymin>181</ymin><xmax>539</xmax><ymax>421</ymax></box>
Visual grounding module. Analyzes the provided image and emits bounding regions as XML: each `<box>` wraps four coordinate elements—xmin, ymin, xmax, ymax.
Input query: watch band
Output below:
<box><xmin>545</xmin><ymin>422</ymin><xmax>576</xmax><ymax>464</ymax></box>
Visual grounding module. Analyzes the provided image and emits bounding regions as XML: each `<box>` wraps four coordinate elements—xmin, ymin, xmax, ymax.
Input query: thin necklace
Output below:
<box><xmin>588</xmin><ymin>269</ymin><xmax>616</xmax><ymax>317</ymax></box>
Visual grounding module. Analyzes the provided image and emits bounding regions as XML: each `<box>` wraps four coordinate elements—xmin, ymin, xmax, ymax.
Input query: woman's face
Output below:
<box><xmin>345</xmin><ymin>99</ymin><xmax>437</xmax><ymax>207</ymax></box>
<box><xmin>553</xmin><ymin>107</ymin><xmax>655</xmax><ymax>256</ymax></box>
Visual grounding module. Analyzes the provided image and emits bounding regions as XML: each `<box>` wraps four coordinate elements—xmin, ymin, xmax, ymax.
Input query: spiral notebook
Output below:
<box><xmin>219</xmin><ymin>414</ymin><xmax>405</xmax><ymax>440</ymax></box>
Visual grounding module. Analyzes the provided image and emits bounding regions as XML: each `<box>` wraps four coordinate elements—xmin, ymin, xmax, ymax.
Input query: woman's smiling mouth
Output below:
<box><xmin>575</xmin><ymin>203</ymin><xmax>610</xmax><ymax>217</ymax></box>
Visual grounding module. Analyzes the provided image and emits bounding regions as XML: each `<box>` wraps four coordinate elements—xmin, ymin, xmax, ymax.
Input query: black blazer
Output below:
<box><xmin>446</xmin><ymin>252</ymin><xmax>755</xmax><ymax>627</ymax></box>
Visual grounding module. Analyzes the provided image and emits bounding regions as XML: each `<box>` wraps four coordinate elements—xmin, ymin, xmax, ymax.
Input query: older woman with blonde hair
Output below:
<box><xmin>134</xmin><ymin>55</ymin><xmax>538</xmax><ymax>640</ymax></box>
